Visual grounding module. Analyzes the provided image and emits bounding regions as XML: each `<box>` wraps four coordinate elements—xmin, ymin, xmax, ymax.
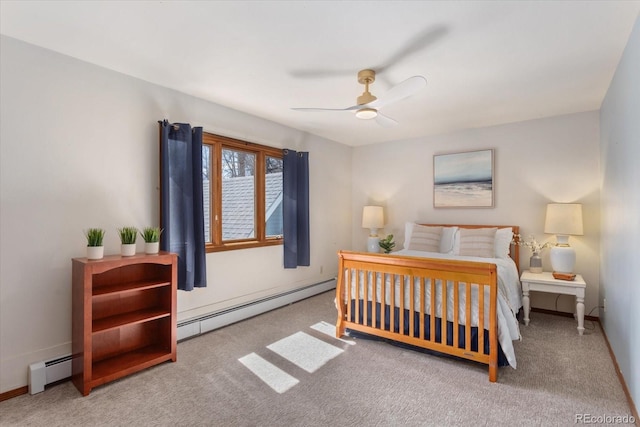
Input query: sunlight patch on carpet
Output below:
<box><xmin>267</xmin><ymin>331</ymin><xmax>344</xmax><ymax>373</ymax></box>
<box><xmin>310</xmin><ymin>321</ymin><xmax>355</xmax><ymax>345</ymax></box>
<box><xmin>238</xmin><ymin>352</ymin><xmax>299</xmax><ymax>394</ymax></box>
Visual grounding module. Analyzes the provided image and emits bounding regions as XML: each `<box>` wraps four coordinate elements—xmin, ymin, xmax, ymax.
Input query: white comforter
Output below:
<box><xmin>349</xmin><ymin>249</ymin><xmax>522</xmax><ymax>368</ymax></box>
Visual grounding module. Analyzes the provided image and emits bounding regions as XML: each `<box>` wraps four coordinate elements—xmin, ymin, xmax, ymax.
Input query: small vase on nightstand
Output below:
<box><xmin>529</xmin><ymin>252</ymin><xmax>543</xmax><ymax>273</ymax></box>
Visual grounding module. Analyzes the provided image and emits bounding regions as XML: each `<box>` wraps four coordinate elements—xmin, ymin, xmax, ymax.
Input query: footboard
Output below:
<box><xmin>335</xmin><ymin>250</ymin><xmax>499</xmax><ymax>382</ymax></box>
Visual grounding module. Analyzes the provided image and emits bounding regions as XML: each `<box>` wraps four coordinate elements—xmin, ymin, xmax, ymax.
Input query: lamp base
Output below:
<box><xmin>550</xmin><ymin>245</ymin><xmax>576</xmax><ymax>274</ymax></box>
<box><xmin>367</xmin><ymin>236</ymin><xmax>380</xmax><ymax>253</ymax></box>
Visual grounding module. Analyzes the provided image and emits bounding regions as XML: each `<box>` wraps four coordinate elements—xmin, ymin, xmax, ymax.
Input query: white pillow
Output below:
<box><xmin>408</xmin><ymin>225</ymin><xmax>442</xmax><ymax>252</ymax></box>
<box><xmin>404</xmin><ymin>223</ymin><xmax>458</xmax><ymax>253</ymax></box>
<box><xmin>458</xmin><ymin>228</ymin><xmax>497</xmax><ymax>258</ymax></box>
<box><xmin>452</xmin><ymin>227</ymin><xmax>513</xmax><ymax>258</ymax></box>
<box><xmin>494</xmin><ymin>227</ymin><xmax>513</xmax><ymax>259</ymax></box>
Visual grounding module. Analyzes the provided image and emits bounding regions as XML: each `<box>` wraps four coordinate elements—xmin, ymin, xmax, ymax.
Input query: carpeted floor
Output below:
<box><xmin>0</xmin><ymin>290</ymin><xmax>634</xmax><ymax>426</ymax></box>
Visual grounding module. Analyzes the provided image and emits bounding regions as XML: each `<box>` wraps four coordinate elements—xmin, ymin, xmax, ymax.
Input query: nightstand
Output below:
<box><xmin>520</xmin><ymin>271</ymin><xmax>587</xmax><ymax>335</ymax></box>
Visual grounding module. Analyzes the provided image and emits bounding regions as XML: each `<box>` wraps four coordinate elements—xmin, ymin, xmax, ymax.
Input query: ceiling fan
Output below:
<box><xmin>292</xmin><ymin>69</ymin><xmax>427</xmax><ymax>127</ymax></box>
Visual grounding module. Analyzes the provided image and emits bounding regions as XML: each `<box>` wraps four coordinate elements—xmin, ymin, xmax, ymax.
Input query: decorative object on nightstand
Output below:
<box><xmin>514</xmin><ymin>234</ymin><xmax>552</xmax><ymax>274</ymax></box>
<box><xmin>362</xmin><ymin>205</ymin><xmax>384</xmax><ymax>253</ymax></box>
<box><xmin>529</xmin><ymin>253</ymin><xmax>543</xmax><ymax>273</ymax></box>
<box><xmin>544</xmin><ymin>203</ymin><xmax>583</xmax><ymax>274</ymax></box>
<box><xmin>552</xmin><ymin>272</ymin><xmax>576</xmax><ymax>281</ymax></box>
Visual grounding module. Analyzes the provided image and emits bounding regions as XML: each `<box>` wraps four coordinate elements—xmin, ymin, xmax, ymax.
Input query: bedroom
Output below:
<box><xmin>0</xmin><ymin>0</ymin><xmax>638</xmax><ymax>419</ymax></box>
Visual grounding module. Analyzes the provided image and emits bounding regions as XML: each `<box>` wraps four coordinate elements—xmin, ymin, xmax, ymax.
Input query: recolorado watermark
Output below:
<box><xmin>575</xmin><ymin>413</ymin><xmax>635</xmax><ymax>424</ymax></box>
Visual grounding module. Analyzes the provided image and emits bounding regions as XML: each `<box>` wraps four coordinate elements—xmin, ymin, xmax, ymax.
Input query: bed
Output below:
<box><xmin>335</xmin><ymin>224</ymin><xmax>522</xmax><ymax>382</ymax></box>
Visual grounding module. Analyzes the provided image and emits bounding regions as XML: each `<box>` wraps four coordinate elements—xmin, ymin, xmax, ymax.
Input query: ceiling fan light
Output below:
<box><xmin>355</xmin><ymin>108</ymin><xmax>378</xmax><ymax>120</ymax></box>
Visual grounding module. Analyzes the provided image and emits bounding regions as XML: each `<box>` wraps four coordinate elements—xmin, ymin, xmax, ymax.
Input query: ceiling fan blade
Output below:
<box><xmin>374</xmin><ymin>112</ymin><xmax>398</xmax><ymax>128</ymax></box>
<box><xmin>367</xmin><ymin>75</ymin><xmax>427</xmax><ymax>109</ymax></box>
<box><xmin>292</xmin><ymin>105</ymin><xmax>360</xmax><ymax>112</ymax></box>
<box><xmin>375</xmin><ymin>25</ymin><xmax>448</xmax><ymax>74</ymax></box>
<box><xmin>290</xmin><ymin>25</ymin><xmax>447</xmax><ymax>80</ymax></box>
<box><xmin>289</xmin><ymin>69</ymin><xmax>354</xmax><ymax>79</ymax></box>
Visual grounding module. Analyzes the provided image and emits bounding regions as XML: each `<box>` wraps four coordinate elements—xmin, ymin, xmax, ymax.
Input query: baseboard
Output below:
<box><xmin>0</xmin><ymin>386</ymin><xmax>28</xmax><ymax>402</ymax></box>
<box><xmin>530</xmin><ymin>307</ymin><xmax>599</xmax><ymax>321</ymax></box>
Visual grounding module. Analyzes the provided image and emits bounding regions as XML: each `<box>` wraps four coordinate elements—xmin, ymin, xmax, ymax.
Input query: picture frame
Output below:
<box><xmin>433</xmin><ymin>149</ymin><xmax>494</xmax><ymax>208</ymax></box>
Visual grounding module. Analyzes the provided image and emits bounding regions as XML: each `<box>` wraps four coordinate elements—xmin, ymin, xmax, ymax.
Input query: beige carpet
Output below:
<box><xmin>0</xmin><ymin>290</ymin><xmax>634</xmax><ymax>426</ymax></box>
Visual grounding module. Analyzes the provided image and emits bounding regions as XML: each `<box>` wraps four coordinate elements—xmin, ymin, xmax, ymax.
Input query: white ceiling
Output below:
<box><xmin>1</xmin><ymin>1</ymin><xmax>638</xmax><ymax>146</ymax></box>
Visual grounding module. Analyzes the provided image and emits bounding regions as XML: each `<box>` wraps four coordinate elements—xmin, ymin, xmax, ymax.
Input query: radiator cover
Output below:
<box><xmin>29</xmin><ymin>354</ymin><xmax>72</xmax><ymax>394</ymax></box>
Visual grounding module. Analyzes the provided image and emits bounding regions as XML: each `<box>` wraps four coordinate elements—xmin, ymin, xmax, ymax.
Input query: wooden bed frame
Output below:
<box><xmin>335</xmin><ymin>224</ymin><xmax>519</xmax><ymax>382</ymax></box>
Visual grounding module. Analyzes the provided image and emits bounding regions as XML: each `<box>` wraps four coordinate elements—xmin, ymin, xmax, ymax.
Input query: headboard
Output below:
<box><xmin>419</xmin><ymin>224</ymin><xmax>520</xmax><ymax>272</ymax></box>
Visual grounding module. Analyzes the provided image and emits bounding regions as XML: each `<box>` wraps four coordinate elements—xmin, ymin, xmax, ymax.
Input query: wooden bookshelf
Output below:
<box><xmin>72</xmin><ymin>252</ymin><xmax>177</xmax><ymax>396</ymax></box>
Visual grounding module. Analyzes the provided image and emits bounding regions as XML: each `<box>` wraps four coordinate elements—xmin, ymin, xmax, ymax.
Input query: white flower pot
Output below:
<box><xmin>145</xmin><ymin>242</ymin><xmax>159</xmax><ymax>254</ymax></box>
<box><xmin>121</xmin><ymin>243</ymin><xmax>136</xmax><ymax>257</ymax></box>
<box><xmin>87</xmin><ymin>246</ymin><xmax>104</xmax><ymax>260</ymax></box>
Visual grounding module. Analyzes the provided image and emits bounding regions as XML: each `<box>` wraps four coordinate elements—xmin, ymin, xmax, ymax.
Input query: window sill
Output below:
<box><xmin>206</xmin><ymin>239</ymin><xmax>283</xmax><ymax>253</ymax></box>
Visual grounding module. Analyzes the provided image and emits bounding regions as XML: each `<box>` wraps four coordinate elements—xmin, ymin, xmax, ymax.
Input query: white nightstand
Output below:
<box><xmin>520</xmin><ymin>271</ymin><xmax>587</xmax><ymax>335</ymax></box>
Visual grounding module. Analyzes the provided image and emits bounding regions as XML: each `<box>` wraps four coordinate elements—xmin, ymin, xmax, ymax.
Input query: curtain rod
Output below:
<box><xmin>283</xmin><ymin>149</ymin><xmax>306</xmax><ymax>157</ymax></box>
<box><xmin>158</xmin><ymin>119</ymin><xmax>181</xmax><ymax>131</ymax></box>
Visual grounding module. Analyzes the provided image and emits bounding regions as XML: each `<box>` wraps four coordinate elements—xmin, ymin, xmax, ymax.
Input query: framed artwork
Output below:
<box><xmin>433</xmin><ymin>149</ymin><xmax>494</xmax><ymax>208</ymax></box>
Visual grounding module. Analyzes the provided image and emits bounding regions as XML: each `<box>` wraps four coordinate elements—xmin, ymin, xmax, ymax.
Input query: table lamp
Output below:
<box><xmin>362</xmin><ymin>206</ymin><xmax>384</xmax><ymax>253</ymax></box>
<box><xmin>544</xmin><ymin>203</ymin><xmax>583</xmax><ymax>274</ymax></box>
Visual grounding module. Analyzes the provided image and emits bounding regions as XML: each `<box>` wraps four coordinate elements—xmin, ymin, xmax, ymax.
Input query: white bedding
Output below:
<box><xmin>347</xmin><ymin>249</ymin><xmax>522</xmax><ymax>368</ymax></box>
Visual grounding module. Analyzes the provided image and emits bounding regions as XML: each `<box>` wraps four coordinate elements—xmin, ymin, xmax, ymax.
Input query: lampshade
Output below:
<box><xmin>544</xmin><ymin>203</ymin><xmax>584</xmax><ymax>236</ymax></box>
<box><xmin>362</xmin><ymin>206</ymin><xmax>384</xmax><ymax>229</ymax></box>
<box><xmin>362</xmin><ymin>206</ymin><xmax>384</xmax><ymax>253</ymax></box>
<box><xmin>544</xmin><ymin>203</ymin><xmax>583</xmax><ymax>274</ymax></box>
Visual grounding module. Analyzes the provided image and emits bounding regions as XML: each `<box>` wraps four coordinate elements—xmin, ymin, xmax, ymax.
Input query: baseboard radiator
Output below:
<box><xmin>177</xmin><ymin>279</ymin><xmax>336</xmax><ymax>341</ymax></box>
<box><xmin>28</xmin><ymin>279</ymin><xmax>335</xmax><ymax>394</ymax></box>
<box><xmin>28</xmin><ymin>354</ymin><xmax>72</xmax><ymax>394</ymax></box>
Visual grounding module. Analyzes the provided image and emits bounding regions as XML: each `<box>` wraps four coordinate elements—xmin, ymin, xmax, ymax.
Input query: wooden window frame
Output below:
<box><xmin>203</xmin><ymin>132</ymin><xmax>283</xmax><ymax>252</ymax></box>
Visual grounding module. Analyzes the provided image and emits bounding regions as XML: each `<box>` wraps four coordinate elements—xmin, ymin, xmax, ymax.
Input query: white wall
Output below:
<box><xmin>600</xmin><ymin>16</ymin><xmax>639</xmax><ymax>411</ymax></box>
<box><xmin>352</xmin><ymin>112</ymin><xmax>601</xmax><ymax>316</ymax></box>
<box><xmin>0</xmin><ymin>36</ymin><xmax>352</xmax><ymax>393</ymax></box>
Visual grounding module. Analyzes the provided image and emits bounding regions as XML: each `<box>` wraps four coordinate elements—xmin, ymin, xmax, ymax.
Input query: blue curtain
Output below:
<box><xmin>283</xmin><ymin>149</ymin><xmax>310</xmax><ymax>268</ymax></box>
<box><xmin>160</xmin><ymin>120</ymin><xmax>207</xmax><ymax>291</ymax></box>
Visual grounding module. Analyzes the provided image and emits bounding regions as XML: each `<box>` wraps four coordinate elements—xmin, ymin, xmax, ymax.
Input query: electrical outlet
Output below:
<box><xmin>320</xmin><ymin>265</ymin><xmax>323</xmax><ymax>274</ymax></box>
<box><xmin>603</xmin><ymin>298</ymin><xmax>607</xmax><ymax>312</ymax></box>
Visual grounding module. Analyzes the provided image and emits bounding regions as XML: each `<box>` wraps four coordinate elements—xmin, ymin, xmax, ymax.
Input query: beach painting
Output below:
<box><xmin>433</xmin><ymin>149</ymin><xmax>494</xmax><ymax>208</ymax></box>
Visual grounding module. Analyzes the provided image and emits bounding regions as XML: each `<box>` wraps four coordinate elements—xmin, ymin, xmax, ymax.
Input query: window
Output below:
<box><xmin>202</xmin><ymin>133</ymin><xmax>283</xmax><ymax>251</ymax></box>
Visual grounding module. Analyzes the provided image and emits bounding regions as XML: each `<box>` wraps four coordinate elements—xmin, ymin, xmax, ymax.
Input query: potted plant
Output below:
<box><xmin>117</xmin><ymin>226</ymin><xmax>138</xmax><ymax>256</ymax></box>
<box><xmin>85</xmin><ymin>228</ymin><xmax>105</xmax><ymax>260</ymax></box>
<box><xmin>140</xmin><ymin>226</ymin><xmax>163</xmax><ymax>254</ymax></box>
<box><xmin>378</xmin><ymin>234</ymin><xmax>396</xmax><ymax>254</ymax></box>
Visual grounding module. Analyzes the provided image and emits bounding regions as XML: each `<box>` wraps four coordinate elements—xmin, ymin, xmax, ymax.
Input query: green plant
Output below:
<box><xmin>117</xmin><ymin>226</ymin><xmax>138</xmax><ymax>244</ymax></box>
<box><xmin>140</xmin><ymin>226</ymin><xmax>163</xmax><ymax>243</ymax></box>
<box><xmin>85</xmin><ymin>228</ymin><xmax>105</xmax><ymax>247</ymax></box>
<box><xmin>378</xmin><ymin>234</ymin><xmax>396</xmax><ymax>254</ymax></box>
